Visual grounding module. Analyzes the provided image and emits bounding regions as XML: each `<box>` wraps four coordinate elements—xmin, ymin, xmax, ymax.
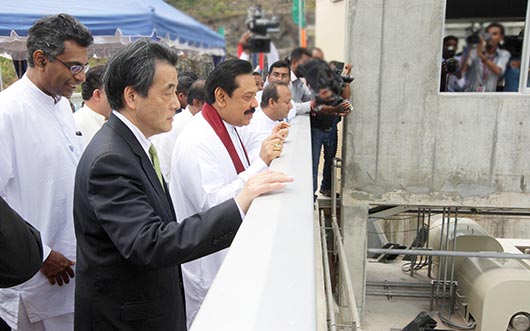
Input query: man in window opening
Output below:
<box><xmin>461</xmin><ymin>22</ymin><xmax>510</xmax><ymax>92</ymax></box>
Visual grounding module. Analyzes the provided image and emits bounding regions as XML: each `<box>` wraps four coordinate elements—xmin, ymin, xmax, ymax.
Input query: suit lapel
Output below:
<box><xmin>107</xmin><ymin>114</ymin><xmax>172</xmax><ymax>213</ymax></box>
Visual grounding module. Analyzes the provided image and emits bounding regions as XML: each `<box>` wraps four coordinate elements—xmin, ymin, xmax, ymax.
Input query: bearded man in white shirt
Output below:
<box><xmin>169</xmin><ymin>59</ymin><xmax>287</xmax><ymax>327</ymax></box>
<box><xmin>0</xmin><ymin>14</ymin><xmax>93</xmax><ymax>331</ymax></box>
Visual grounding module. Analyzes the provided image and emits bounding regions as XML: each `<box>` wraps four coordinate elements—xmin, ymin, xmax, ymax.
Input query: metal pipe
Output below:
<box><xmin>412</xmin><ymin>209</ymin><xmax>421</xmax><ymax>277</ymax></box>
<box><xmin>367</xmin><ymin>248</ymin><xmax>530</xmax><ymax>259</ymax></box>
<box><xmin>436</xmin><ymin>208</ymin><xmax>446</xmax><ymax>295</ymax></box>
<box><xmin>331</xmin><ymin>214</ymin><xmax>362</xmax><ymax>329</ymax></box>
<box><xmin>366</xmin><ymin>291</ymin><xmax>450</xmax><ymax>299</ymax></box>
<box><xmin>449</xmin><ymin>208</ymin><xmax>458</xmax><ymax>315</ymax></box>
<box><xmin>427</xmin><ymin>209</ymin><xmax>433</xmax><ymax>278</ymax></box>
<box><xmin>441</xmin><ymin>207</ymin><xmax>451</xmax><ymax>311</ymax></box>
<box><xmin>331</xmin><ymin>158</ymin><xmax>341</xmax><ymax>219</ymax></box>
<box><xmin>320</xmin><ymin>210</ymin><xmax>338</xmax><ymax>331</ymax></box>
<box><xmin>366</xmin><ymin>281</ymin><xmax>432</xmax><ymax>288</ymax></box>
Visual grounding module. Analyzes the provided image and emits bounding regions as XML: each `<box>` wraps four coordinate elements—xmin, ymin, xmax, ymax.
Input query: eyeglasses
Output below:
<box><xmin>47</xmin><ymin>54</ymin><xmax>90</xmax><ymax>75</ymax></box>
<box><xmin>270</xmin><ymin>72</ymin><xmax>290</xmax><ymax>80</ymax></box>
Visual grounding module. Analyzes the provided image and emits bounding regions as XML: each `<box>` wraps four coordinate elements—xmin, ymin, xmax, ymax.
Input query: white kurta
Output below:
<box><xmin>169</xmin><ymin>111</ymin><xmax>267</xmax><ymax>326</ymax></box>
<box><xmin>73</xmin><ymin>105</ymin><xmax>105</xmax><ymax>147</ymax></box>
<box><xmin>238</xmin><ymin>108</ymin><xmax>278</xmax><ymax>162</ymax></box>
<box><xmin>151</xmin><ymin>106</ymin><xmax>194</xmax><ymax>181</ymax></box>
<box><xmin>0</xmin><ymin>74</ymin><xmax>82</xmax><ymax>328</ymax></box>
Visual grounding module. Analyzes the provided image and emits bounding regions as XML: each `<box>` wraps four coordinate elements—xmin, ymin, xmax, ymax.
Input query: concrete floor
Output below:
<box><xmin>361</xmin><ymin>259</ymin><xmax>466</xmax><ymax>331</ymax></box>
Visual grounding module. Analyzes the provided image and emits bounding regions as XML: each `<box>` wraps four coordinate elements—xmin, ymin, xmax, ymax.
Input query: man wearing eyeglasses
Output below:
<box><xmin>255</xmin><ymin>60</ymin><xmax>297</xmax><ymax>122</ymax></box>
<box><xmin>0</xmin><ymin>14</ymin><xmax>93</xmax><ymax>331</ymax></box>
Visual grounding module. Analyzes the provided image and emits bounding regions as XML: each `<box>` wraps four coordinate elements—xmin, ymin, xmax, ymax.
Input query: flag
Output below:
<box><xmin>292</xmin><ymin>0</ymin><xmax>306</xmax><ymax>27</ymax></box>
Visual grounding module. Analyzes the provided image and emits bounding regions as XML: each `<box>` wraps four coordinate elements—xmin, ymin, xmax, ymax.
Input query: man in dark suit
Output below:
<box><xmin>0</xmin><ymin>196</ymin><xmax>42</xmax><ymax>288</ymax></box>
<box><xmin>73</xmin><ymin>39</ymin><xmax>291</xmax><ymax>331</ymax></box>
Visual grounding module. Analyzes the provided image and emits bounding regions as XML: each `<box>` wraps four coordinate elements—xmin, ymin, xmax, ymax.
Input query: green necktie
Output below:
<box><xmin>148</xmin><ymin>144</ymin><xmax>165</xmax><ymax>190</ymax></box>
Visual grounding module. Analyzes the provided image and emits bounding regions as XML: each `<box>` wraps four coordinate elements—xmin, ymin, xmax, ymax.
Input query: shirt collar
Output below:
<box><xmin>82</xmin><ymin>105</ymin><xmax>106</xmax><ymax>124</ymax></box>
<box><xmin>21</xmin><ymin>74</ymin><xmax>62</xmax><ymax>107</ymax></box>
<box><xmin>113</xmin><ymin>110</ymin><xmax>152</xmax><ymax>157</ymax></box>
<box><xmin>290</xmin><ymin>70</ymin><xmax>298</xmax><ymax>83</ymax></box>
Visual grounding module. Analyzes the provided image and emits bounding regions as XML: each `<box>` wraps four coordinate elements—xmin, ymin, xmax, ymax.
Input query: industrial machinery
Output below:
<box><xmin>429</xmin><ymin>216</ymin><xmax>530</xmax><ymax>331</ymax></box>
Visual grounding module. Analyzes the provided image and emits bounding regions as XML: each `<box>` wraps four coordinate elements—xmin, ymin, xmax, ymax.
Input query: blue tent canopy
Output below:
<box><xmin>0</xmin><ymin>0</ymin><xmax>225</xmax><ymax>60</ymax></box>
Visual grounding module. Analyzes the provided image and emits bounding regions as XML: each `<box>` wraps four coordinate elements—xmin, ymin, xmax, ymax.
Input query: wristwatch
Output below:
<box><xmin>314</xmin><ymin>104</ymin><xmax>324</xmax><ymax>113</ymax></box>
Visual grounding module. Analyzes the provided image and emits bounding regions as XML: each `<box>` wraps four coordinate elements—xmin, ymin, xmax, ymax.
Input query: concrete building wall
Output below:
<box><xmin>343</xmin><ymin>0</ymin><xmax>530</xmax><ymax>208</ymax></box>
<box><xmin>339</xmin><ymin>0</ymin><xmax>530</xmax><ymax>313</ymax></box>
<box><xmin>315</xmin><ymin>0</ymin><xmax>347</xmax><ymax>61</ymax></box>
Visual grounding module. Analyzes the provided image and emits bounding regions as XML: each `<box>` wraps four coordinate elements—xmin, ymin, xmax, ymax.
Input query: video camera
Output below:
<box><xmin>297</xmin><ymin>58</ymin><xmax>353</xmax><ymax>109</ymax></box>
<box><xmin>245</xmin><ymin>5</ymin><xmax>280</xmax><ymax>53</ymax></box>
<box><xmin>329</xmin><ymin>61</ymin><xmax>355</xmax><ymax>83</ymax></box>
<box><xmin>466</xmin><ymin>30</ymin><xmax>491</xmax><ymax>45</ymax></box>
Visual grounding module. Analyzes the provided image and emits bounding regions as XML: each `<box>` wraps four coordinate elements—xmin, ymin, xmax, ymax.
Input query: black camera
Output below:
<box><xmin>442</xmin><ymin>57</ymin><xmax>459</xmax><ymax>74</ymax></box>
<box><xmin>329</xmin><ymin>61</ymin><xmax>354</xmax><ymax>83</ymax></box>
<box><xmin>466</xmin><ymin>30</ymin><xmax>491</xmax><ymax>45</ymax></box>
<box><xmin>245</xmin><ymin>5</ymin><xmax>280</xmax><ymax>53</ymax></box>
<box><xmin>298</xmin><ymin>58</ymin><xmax>352</xmax><ymax>109</ymax></box>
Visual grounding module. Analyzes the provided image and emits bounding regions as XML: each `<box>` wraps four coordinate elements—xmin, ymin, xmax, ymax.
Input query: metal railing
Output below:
<box><xmin>190</xmin><ymin>115</ymin><xmax>317</xmax><ymax>331</ymax></box>
<box><xmin>317</xmin><ymin>158</ymin><xmax>363</xmax><ymax>330</ymax></box>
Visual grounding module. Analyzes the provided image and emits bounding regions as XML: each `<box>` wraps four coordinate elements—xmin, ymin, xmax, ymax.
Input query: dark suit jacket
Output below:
<box><xmin>74</xmin><ymin>113</ymin><xmax>242</xmax><ymax>331</ymax></box>
<box><xmin>0</xmin><ymin>197</ymin><xmax>42</xmax><ymax>288</ymax></box>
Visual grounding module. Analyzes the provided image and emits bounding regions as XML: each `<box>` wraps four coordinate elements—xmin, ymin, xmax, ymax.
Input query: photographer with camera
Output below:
<box><xmin>460</xmin><ymin>22</ymin><xmax>510</xmax><ymax>92</ymax></box>
<box><xmin>310</xmin><ymin>59</ymin><xmax>352</xmax><ymax>199</ymax></box>
<box><xmin>440</xmin><ymin>35</ymin><xmax>464</xmax><ymax>92</ymax></box>
<box><xmin>294</xmin><ymin>53</ymin><xmax>353</xmax><ymax>200</ymax></box>
<box><xmin>238</xmin><ymin>6</ymin><xmax>280</xmax><ymax>70</ymax></box>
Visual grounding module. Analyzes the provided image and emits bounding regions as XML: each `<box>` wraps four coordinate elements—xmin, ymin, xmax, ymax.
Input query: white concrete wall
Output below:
<box><xmin>315</xmin><ymin>0</ymin><xmax>347</xmax><ymax>61</ymax></box>
<box><xmin>343</xmin><ymin>0</ymin><xmax>530</xmax><ymax>208</ymax></box>
<box><xmin>190</xmin><ymin>115</ymin><xmax>317</xmax><ymax>331</ymax></box>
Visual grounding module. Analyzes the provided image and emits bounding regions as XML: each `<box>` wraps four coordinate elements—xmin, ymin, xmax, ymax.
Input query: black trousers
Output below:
<box><xmin>0</xmin><ymin>318</ymin><xmax>10</xmax><ymax>331</ymax></box>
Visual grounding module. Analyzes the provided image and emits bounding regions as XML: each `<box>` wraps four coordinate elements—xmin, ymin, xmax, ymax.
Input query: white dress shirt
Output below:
<box><xmin>239</xmin><ymin>108</ymin><xmax>279</xmax><ymax>162</ymax></box>
<box><xmin>0</xmin><ymin>74</ymin><xmax>84</xmax><ymax>328</ymax></box>
<box><xmin>151</xmin><ymin>106</ymin><xmax>194</xmax><ymax>181</ymax></box>
<box><xmin>257</xmin><ymin>83</ymin><xmax>297</xmax><ymax>122</ymax></box>
<box><xmin>169</xmin><ymin>111</ymin><xmax>267</xmax><ymax>327</ymax></box>
<box><xmin>73</xmin><ymin>105</ymin><xmax>106</xmax><ymax>147</ymax></box>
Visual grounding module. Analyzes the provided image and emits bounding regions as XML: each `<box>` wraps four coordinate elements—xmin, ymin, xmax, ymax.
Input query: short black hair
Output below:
<box><xmin>81</xmin><ymin>65</ymin><xmax>105</xmax><ymax>101</ymax></box>
<box><xmin>26</xmin><ymin>14</ymin><xmax>93</xmax><ymax>67</ymax></box>
<box><xmin>290</xmin><ymin>47</ymin><xmax>311</xmax><ymax>63</ymax></box>
<box><xmin>443</xmin><ymin>35</ymin><xmax>458</xmax><ymax>45</ymax></box>
<box><xmin>486</xmin><ymin>22</ymin><xmax>505</xmax><ymax>36</ymax></box>
<box><xmin>177</xmin><ymin>75</ymin><xmax>195</xmax><ymax>95</ymax></box>
<box><xmin>205</xmin><ymin>59</ymin><xmax>253</xmax><ymax>104</ymax></box>
<box><xmin>186</xmin><ymin>79</ymin><xmax>206</xmax><ymax>105</ymax></box>
<box><xmin>269</xmin><ymin>60</ymin><xmax>290</xmax><ymax>74</ymax></box>
<box><xmin>104</xmin><ymin>39</ymin><xmax>178</xmax><ymax>111</ymax></box>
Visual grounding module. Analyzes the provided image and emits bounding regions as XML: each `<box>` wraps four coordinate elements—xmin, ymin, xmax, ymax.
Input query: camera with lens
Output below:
<box><xmin>245</xmin><ymin>5</ymin><xmax>280</xmax><ymax>53</ymax></box>
<box><xmin>336</xmin><ymin>70</ymin><xmax>354</xmax><ymax>83</ymax></box>
<box><xmin>465</xmin><ymin>30</ymin><xmax>491</xmax><ymax>45</ymax></box>
<box><xmin>298</xmin><ymin>58</ymin><xmax>353</xmax><ymax>111</ymax></box>
<box><xmin>329</xmin><ymin>61</ymin><xmax>355</xmax><ymax>84</ymax></box>
<box><xmin>442</xmin><ymin>57</ymin><xmax>459</xmax><ymax>74</ymax></box>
